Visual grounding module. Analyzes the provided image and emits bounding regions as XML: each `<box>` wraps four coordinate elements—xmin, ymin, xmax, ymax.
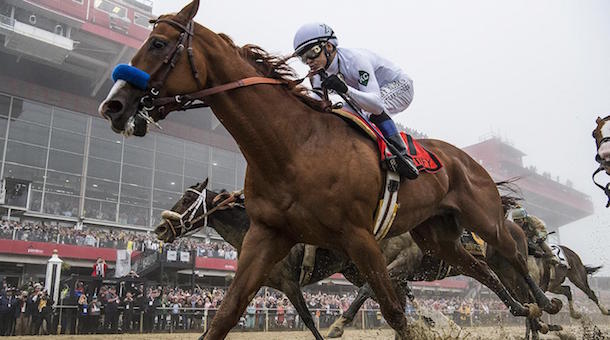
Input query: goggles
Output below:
<box><xmin>299</xmin><ymin>44</ymin><xmax>324</xmax><ymax>63</ymax></box>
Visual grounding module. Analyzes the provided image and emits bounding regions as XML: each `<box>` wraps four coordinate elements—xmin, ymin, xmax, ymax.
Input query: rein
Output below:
<box><xmin>592</xmin><ymin>165</ymin><xmax>610</xmax><ymax>208</ymax></box>
<box><xmin>593</xmin><ymin>117</ymin><xmax>610</xmax><ymax>207</ymax></box>
<box><xmin>120</xmin><ymin>17</ymin><xmax>285</xmax><ymax>129</ymax></box>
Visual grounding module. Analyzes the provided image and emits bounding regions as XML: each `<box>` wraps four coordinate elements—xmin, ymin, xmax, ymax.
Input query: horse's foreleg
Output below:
<box><xmin>460</xmin><ymin>206</ymin><xmax>561</xmax><ymax>314</ymax></box>
<box><xmin>203</xmin><ymin>224</ymin><xmax>294</xmax><ymax>340</ymax></box>
<box><xmin>341</xmin><ymin>228</ymin><xmax>411</xmax><ymax>339</ymax></box>
<box><xmin>327</xmin><ymin>284</ymin><xmax>372</xmax><ymax>338</ymax></box>
<box><xmin>551</xmin><ymin>285</ymin><xmax>581</xmax><ymax>319</ymax></box>
<box><xmin>281</xmin><ymin>281</ymin><xmax>324</xmax><ymax>340</ymax></box>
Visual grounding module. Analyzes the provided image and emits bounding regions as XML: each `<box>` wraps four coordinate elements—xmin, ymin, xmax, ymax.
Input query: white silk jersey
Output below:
<box><xmin>310</xmin><ymin>47</ymin><xmax>413</xmax><ymax>116</ymax></box>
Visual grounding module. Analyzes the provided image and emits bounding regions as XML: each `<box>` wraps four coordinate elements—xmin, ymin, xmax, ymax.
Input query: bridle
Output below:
<box><xmin>120</xmin><ymin>17</ymin><xmax>283</xmax><ymax>132</ymax></box>
<box><xmin>161</xmin><ymin>187</ymin><xmax>244</xmax><ymax>239</ymax></box>
<box><xmin>592</xmin><ymin>115</ymin><xmax>610</xmax><ymax>207</ymax></box>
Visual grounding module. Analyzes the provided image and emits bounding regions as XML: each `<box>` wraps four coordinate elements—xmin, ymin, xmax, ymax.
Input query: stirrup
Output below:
<box><xmin>392</xmin><ymin>154</ymin><xmax>419</xmax><ymax>180</ymax></box>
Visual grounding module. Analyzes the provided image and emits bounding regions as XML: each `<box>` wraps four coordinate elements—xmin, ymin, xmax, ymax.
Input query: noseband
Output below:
<box><xmin>161</xmin><ymin>188</ymin><xmax>245</xmax><ymax>239</ymax></box>
<box><xmin>162</xmin><ymin>187</ymin><xmax>208</xmax><ymax>238</ymax></box>
<box><xmin>111</xmin><ymin>17</ymin><xmax>283</xmax><ymax>132</ymax></box>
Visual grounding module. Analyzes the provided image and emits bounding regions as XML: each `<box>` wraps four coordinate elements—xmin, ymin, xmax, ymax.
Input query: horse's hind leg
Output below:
<box><xmin>569</xmin><ymin>268</ymin><xmax>610</xmax><ymax>315</ymax></box>
<box><xmin>411</xmin><ymin>219</ymin><xmax>531</xmax><ymax>317</ymax></box>
<box><xmin>203</xmin><ymin>223</ymin><xmax>294</xmax><ymax>340</ymax></box>
<box><xmin>454</xmin><ymin>198</ymin><xmax>561</xmax><ymax>314</ymax></box>
<box><xmin>341</xmin><ymin>227</ymin><xmax>411</xmax><ymax>339</ymax></box>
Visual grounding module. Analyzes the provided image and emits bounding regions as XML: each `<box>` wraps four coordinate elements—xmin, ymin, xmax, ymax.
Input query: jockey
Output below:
<box><xmin>512</xmin><ymin>207</ymin><xmax>561</xmax><ymax>267</ymax></box>
<box><xmin>293</xmin><ymin>22</ymin><xmax>419</xmax><ymax>180</ymax></box>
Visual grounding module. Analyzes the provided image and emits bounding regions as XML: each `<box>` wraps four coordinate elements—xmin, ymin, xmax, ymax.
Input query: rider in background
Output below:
<box><xmin>293</xmin><ymin>22</ymin><xmax>418</xmax><ymax>180</ymax></box>
<box><xmin>512</xmin><ymin>207</ymin><xmax>561</xmax><ymax>267</ymax></box>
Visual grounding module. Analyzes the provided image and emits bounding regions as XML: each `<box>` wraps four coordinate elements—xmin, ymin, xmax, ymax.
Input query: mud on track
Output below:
<box><xmin>8</xmin><ymin>324</ymin><xmax>610</xmax><ymax>340</ymax></box>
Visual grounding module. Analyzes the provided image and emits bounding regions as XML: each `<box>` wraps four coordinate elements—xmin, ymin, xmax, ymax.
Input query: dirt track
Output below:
<box><xmin>7</xmin><ymin>324</ymin><xmax>610</xmax><ymax>340</ymax></box>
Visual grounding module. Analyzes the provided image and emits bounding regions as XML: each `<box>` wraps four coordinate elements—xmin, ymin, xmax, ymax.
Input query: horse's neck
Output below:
<box><xmin>195</xmin><ymin>33</ymin><xmax>313</xmax><ymax>176</ymax></box>
<box><xmin>209</xmin><ymin>212</ymin><xmax>249</xmax><ymax>251</ymax></box>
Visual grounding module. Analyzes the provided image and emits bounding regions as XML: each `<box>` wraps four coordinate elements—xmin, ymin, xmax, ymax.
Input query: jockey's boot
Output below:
<box><xmin>369</xmin><ymin>112</ymin><xmax>419</xmax><ymax>180</ymax></box>
<box><xmin>387</xmin><ymin>134</ymin><xmax>419</xmax><ymax>180</ymax></box>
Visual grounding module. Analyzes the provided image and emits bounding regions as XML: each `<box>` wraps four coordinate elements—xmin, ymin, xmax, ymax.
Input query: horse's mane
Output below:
<box><xmin>495</xmin><ymin>178</ymin><xmax>523</xmax><ymax>215</ymax></box>
<box><xmin>218</xmin><ymin>34</ymin><xmax>327</xmax><ymax>112</ymax></box>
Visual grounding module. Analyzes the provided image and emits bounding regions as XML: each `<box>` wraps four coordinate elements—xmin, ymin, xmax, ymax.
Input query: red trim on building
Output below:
<box><xmin>195</xmin><ymin>257</ymin><xmax>237</xmax><ymax>271</ymax></box>
<box><xmin>0</xmin><ymin>239</ymin><xmax>134</xmax><ymax>262</ymax></box>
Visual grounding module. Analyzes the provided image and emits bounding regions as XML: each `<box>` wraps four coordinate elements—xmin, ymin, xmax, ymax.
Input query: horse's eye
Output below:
<box><xmin>151</xmin><ymin>39</ymin><xmax>167</xmax><ymax>49</ymax></box>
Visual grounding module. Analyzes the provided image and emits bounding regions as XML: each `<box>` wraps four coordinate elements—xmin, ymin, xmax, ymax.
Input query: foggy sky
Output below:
<box><xmin>153</xmin><ymin>1</ymin><xmax>610</xmax><ymax>274</ymax></box>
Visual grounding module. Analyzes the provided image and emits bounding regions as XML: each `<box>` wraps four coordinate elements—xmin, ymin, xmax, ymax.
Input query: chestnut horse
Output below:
<box><xmin>98</xmin><ymin>1</ymin><xmax>558</xmax><ymax>338</ymax></box>
<box><xmin>593</xmin><ymin>115</ymin><xmax>610</xmax><ymax>207</ymax></box>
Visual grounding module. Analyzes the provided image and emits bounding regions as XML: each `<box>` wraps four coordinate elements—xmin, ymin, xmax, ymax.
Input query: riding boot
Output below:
<box><xmin>369</xmin><ymin>112</ymin><xmax>419</xmax><ymax>180</ymax></box>
<box><xmin>387</xmin><ymin>134</ymin><xmax>419</xmax><ymax>179</ymax></box>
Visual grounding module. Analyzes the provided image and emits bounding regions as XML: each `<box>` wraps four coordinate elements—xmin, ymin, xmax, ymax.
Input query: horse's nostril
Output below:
<box><xmin>106</xmin><ymin>100</ymin><xmax>124</xmax><ymax>114</ymax></box>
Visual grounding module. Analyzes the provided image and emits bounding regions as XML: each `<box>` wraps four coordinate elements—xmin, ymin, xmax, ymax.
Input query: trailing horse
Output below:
<box><xmin>527</xmin><ymin>245</ymin><xmax>607</xmax><ymax>320</ymax></box>
<box><xmin>99</xmin><ymin>1</ymin><xmax>559</xmax><ymax>338</ymax></box>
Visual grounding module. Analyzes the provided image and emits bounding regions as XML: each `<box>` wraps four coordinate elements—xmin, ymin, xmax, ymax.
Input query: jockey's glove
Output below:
<box><xmin>321</xmin><ymin>74</ymin><xmax>348</xmax><ymax>94</ymax></box>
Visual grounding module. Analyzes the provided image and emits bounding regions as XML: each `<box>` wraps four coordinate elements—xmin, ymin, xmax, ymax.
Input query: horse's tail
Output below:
<box><xmin>585</xmin><ymin>265</ymin><xmax>603</xmax><ymax>275</ymax></box>
<box><xmin>495</xmin><ymin>178</ymin><xmax>523</xmax><ymax>214</ymax></box>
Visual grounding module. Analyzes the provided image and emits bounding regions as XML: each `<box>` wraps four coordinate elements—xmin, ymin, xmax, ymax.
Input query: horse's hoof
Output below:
<box><xmin>539</xmin><ymin>322</ymin><xmax>549</xmax><ymax>334</ymax></box>
<box><xmin>525</xmin><ymin>303</ymin><xmax>542</xmax><ymax>319</ymax></box>
<box><xmin>326</xmin><ymin>326</ymin><xmax>344</xmax><ymax>338</ymax></box>
<box><xmin>570</xmin><ymin>311</ymin><xmax>582</xmax><ymax>319</ymax></box>
<box><xmin>547</xmin><ymin>298</ymin><xmax>563</xmax><ymax>314</ymax></box>
<box><xmin>548</xmin><ymin>324</ymin><xmax>563</xmax><ymax>332</ymax></box>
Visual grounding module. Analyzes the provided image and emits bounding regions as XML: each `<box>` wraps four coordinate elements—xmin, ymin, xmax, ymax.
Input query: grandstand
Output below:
<box><xmin>0</xmin><ymin>0</ymin><xmax>243</xmax><ymax>287</ymax></box>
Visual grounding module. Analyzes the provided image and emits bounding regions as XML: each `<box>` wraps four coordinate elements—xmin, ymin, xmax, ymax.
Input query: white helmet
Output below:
<box><xmin>293</xmin><ymin>23</ymin><xmax>338</xmax><ymax>55</ymax></box>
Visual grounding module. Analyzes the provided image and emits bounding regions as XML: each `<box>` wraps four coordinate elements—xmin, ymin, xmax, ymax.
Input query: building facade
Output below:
<box><xmin>0</xmin><ymin>0</ymin><xmax>246</xmax><ymax>230</ymax></box>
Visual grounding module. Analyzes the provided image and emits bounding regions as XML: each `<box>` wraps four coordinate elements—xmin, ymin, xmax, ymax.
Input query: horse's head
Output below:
<box><xmin>154</xmin><ymin>178</ymin><xmax>244</xmax><ymax>243</ymax></box>
<box><xmin>593</xmin><ymin>115</ymin><xmax>610</xmax><ymax>174</ymax></box>
<box><xmin>98</xmin><ymin>0</ymin><xmax>206</xmax><ymax>136</ymax></box>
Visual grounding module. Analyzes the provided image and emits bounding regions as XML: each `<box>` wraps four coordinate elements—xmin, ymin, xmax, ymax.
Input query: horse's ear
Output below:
<box><xmin>176</xmin><ymin>0</ymin><xmax>199</xmax><ymax>23</ymax></box>
<box><xmin>201</xmin><ymin>178</ymin><xmax>209</xmax><ymax>189</ymax></box>
<box><xmin>597</xmin><ymin>117</ymin><xmax>602</xmax><ymax>124</ymax></box>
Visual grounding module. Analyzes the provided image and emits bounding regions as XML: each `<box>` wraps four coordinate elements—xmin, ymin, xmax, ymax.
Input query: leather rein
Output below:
<box><xmin>138</xmin><ymin>18</ymin><xmax>284</xmax><ymax>123</ymax></box>
<box><xmin>592</xmin><ymin>116</ymin><xmax>610</xmax><ymax>207</ymax></box>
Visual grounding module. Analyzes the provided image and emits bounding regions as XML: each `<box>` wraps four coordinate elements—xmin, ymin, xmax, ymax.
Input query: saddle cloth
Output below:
<box><xmin>460</xmin><ymin>230</ymin><xmax>487</xmax><ymax>258</ymax></box>
<box><xmin>331</xmin><ymin>109</ymin><xmax>443</xmax><ymax>173</ymax></box>
<box><xmin>549</xmin><ymin>244</ymin><xmax>570</xmax><ymax>267</ymax></box>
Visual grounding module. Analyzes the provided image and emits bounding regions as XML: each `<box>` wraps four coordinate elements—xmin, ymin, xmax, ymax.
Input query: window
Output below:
<box><xmin>84</xmin><ymin>199</ymin><xmax>116</xmax><ymax>221</ymax></box>
<box><xmin>5</xmin><ymin>141</ymin><xmax>47</xmax><ymax>168</ymax></box>
<box><xmin>94</xmin><ymin>0</ymin><xmax>128</xmax><ymax>20</ymax></box>
<box><xmin>87</xmin><ymin>157</ymin><xmax>121</xmax><ymax>182</ymax></box>
<box><xmin>85</xmin><ymin>177</ymin><xmax>119</xmax><ymax>202</ymax></box>
<box><xmin>73</xmin><ymin>0</ymin><xmax>84</xmax><ymax>4</ymax></box>
<box><xmin>134</xmin><ymin>12</ymin><xmax>152</xmax><ymax>29</ymax></box>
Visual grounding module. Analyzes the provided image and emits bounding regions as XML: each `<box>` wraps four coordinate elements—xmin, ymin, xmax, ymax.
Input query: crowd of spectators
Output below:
<box><xmin>0</xmin><ymin>220</ymin><xmax>237</xmax><ymax>260</ymax></box>
<box><xmin>2</xmin><ymin>277</ymin><xmax>609</xmax><ymax>336</ymax></box>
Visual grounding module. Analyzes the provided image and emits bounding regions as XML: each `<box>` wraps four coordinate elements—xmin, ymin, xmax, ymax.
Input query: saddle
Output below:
<box><xmin>331</xmin><ymin>109</ymin><xmax>443</xmax><ymax>173</ymax></box>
